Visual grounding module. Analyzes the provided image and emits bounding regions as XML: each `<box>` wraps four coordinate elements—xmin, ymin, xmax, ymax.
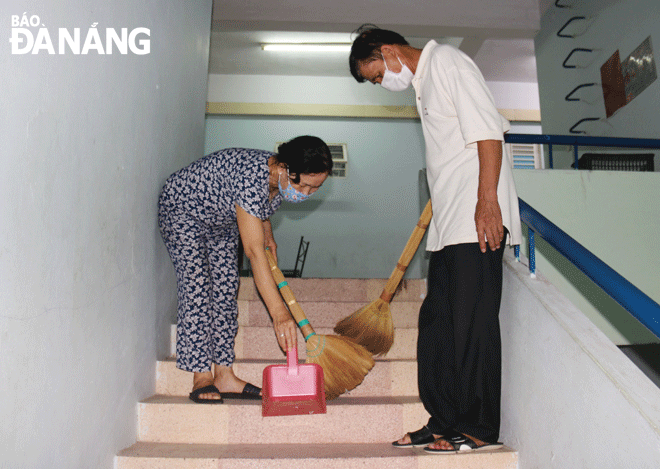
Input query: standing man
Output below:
<box><xmin>349</xmin><ymin>25</ymin><xmax>522</xmax><ymax>454</ymax></box>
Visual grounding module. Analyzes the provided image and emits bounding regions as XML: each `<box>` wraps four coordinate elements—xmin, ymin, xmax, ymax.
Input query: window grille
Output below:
<box><xmin>327</xmin><ymin>144</ymin><xmax>347</xmax><ymax>178</ymax></box>
<box><xmin>573</xmin><ymin>153</ymin><xmax>654</xmax><ymax>171</ymax></box>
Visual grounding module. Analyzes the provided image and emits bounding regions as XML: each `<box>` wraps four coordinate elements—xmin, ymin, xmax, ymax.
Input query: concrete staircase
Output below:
<box><xmin>116</xmin><ymin>278</ymin><xmax>518</xmax><ymax>468</ymax></box>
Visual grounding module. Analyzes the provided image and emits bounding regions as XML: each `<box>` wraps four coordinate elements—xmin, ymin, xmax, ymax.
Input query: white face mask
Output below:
<box><xmin>381</xmin><ymin>54</ymin><xmax>413</xmax><ymax>92</ymax></box>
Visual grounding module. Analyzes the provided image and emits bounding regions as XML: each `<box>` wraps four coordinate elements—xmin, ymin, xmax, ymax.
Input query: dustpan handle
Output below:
<box><xmin>380</xmin><ymin>199</ymin><xmax>432</xmax><ymax>302</ymax></box>
<box><xmin>287</xmin><ymin>347</ymin><xmax>299</xmax><ymax>376</ymax></box>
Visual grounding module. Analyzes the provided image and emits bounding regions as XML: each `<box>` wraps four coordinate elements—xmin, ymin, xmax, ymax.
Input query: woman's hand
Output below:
<box><xmin>236</xmin><ymin>205</ymin><xmax>297</xmax><ymax>353</ymax></box>
<box><xmin>272</xmin><ymin>309</ymin><xmax>298</xmax><ymax>352</ymax></box>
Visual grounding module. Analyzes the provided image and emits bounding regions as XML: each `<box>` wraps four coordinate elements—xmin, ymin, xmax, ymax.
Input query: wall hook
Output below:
<box><xmin>569</xmin><ymin>117</ymin><xmax>600</xmax><ymax>134</ymax></box>
<box><xmin>565</xmin><ymin>83</ymin><xmax>596</xmax><ymax>101</ymax></box>
<box><xmin>557</xmin><ymin>16</ymin><xmax>587</xmax><ymax>38</ymax></box>
<box><xmin>563</xmin><ymin>48</ymin><xmax>594</xmax><ymax>68</ymax></box>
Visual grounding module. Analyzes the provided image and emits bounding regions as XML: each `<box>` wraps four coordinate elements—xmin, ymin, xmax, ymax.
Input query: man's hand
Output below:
<box><xmin>475</xmin><ymin>198</ymin><xmax>503</xmax><ymax>252</ymax></box>
<box><xmin>476</xmin><ymin>140</ymin><xmax>504</xmax><ymax>253</ymax></box>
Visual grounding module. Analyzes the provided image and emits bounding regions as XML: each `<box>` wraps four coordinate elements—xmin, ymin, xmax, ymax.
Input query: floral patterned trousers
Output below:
<box><xmin>158</xmin><ymin>208</ymin><xmax>240</xmax><ymax>372</ymax></box>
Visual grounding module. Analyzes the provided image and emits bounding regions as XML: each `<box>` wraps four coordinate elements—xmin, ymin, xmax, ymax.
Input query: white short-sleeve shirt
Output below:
<box><xmin>411</xmin><ymin>41</ymin><xmax>522</xmax><ymax>251</ymax></box>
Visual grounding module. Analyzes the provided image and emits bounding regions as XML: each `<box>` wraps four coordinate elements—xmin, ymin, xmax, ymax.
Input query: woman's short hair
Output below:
<box><xmin>349</xmin><ymin>24</ymin><xmax>409</xmax><ymax>82</ymax></box>
<box><xmin>276</xmin><ymin>136</ymin><xmax>333</xmax><ymax>183</ymax></box>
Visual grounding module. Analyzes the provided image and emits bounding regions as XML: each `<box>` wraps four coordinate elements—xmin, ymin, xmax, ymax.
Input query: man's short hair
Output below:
<box><xmin>349</xmin><ymin>24</ymin><xmax>409</xmax><ymax>82</ymax></box>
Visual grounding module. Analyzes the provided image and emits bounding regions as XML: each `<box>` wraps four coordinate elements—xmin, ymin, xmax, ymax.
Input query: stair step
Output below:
<box><xmin>117</xmin><ymin>442</ymin><xmax>518</xmax><ymax>469</ymax></box>
<box><xmin>170</xmin><ymin>326</ymin><xmax>419</xmax><ymax>360</ymax></box>
<box><xmin>117</xmin><ymin>276</ymin><xmax>520</xmax><ymax>467</ymax></box>
<box><xmin>137</xmin><ymin>396</ymin><xmax>429</xmax><ymax>445</ymax></box>
<box><xmin>236</xmin><ymin>299</ymin><xmax>422</xmax><ymax>328</ymax></box>
<box><xmin>156</xmin><ymin>358</ymin><xmax>418</xmax><ymax>397</ymax></box>
<box><xmin>238</xmin><ymin>277</ymin><xmax>427</xmax><ymax>303</ymax></box>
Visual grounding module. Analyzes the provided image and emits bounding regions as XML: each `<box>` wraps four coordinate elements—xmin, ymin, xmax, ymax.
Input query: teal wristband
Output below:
<box><xmin>297</xmin><ymin>319</ymin><xmax>310</xmax><ymax>327</ymax></box>
<box><xmin>304</xmin><ymin>331</ymin><xmax>317</xmax><ymax>341</ymax></box>
<box><xmin>277</xmin><ymin>281</ymin><xmax>288</xmax><ymax>289</ymax></box>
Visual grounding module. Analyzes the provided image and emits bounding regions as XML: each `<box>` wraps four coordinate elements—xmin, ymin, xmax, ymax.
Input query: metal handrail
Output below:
<box><xmin>505</xmin><ymin>134</ymin><xmax>660</xmax><ymax>149</ymax></box>
<box><xmin>516</xmin><ymin>198</ymin><xmax>660</xmax><ymax>340</ymax></box>
<box><xmin>504</xmin><ymin>134</ymin><xmax>660</xmax><ymax>169</ymax></box>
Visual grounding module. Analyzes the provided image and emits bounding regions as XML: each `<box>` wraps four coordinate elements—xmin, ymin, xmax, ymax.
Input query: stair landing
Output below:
<box><xmin>118</xmin><ymin>442</ymin><xmax>517</xmax><ymax>469</ymax></box>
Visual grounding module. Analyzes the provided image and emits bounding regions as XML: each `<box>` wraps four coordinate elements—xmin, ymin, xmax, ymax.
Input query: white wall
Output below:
<box><xmin>488</xmin><ymin>81</ymin><xmax>541</xmax><ymax>110</ymax></box>
<box><xmin>0</xmin><ymin>1</ymin><xmax>212</xmax><ymax>467</ymax></box>
<box><xmin>207</xmin><ymin>74</ymin><xmax>417</xmax><ymax>106</ymax></box>
<box><xmin>536</xmin><ymin>0</ymin><xmax>660</xmax><ymax>170</ymax></box>
<box><xmin>207</xmin><ymin>73</ymin><xmax>541</xmax><ymax>111</ymax></box>
<box><xmin>536</xmin><ymin>0</ymin><xmax>660</xmax><ymax>139</ymax></box>
<box><xmin>501</xmin><ymin>251</ymin><xmax>660</xmax><ymax>469</ymax></box>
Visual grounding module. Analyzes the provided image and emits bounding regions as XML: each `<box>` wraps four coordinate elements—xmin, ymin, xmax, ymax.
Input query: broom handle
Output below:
<box><xmin>265</xmin><ymin>248</ymin><xmax>316</xmax><ymax>341</ymax></box>
<box><xmin>380</xmin><ymin>199</ymin><xmax>433</xmax><ymax>303</ymax></box>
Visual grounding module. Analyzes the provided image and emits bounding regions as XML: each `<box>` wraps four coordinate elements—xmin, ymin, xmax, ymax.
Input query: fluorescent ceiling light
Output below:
<box><xmin>261</xmin><ymin>43</ymin><xmax>352</xmax><ymax>52</ymax></box>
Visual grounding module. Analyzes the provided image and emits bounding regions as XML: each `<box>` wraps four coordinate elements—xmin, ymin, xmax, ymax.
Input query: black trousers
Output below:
<box><xmin>417</xmin><ymin>233</ymin><xmax>506</xmax><ymax>443</ymax></box>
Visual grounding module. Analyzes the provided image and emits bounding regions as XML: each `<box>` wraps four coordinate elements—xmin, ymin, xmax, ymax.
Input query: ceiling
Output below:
<box><xmin>209</xmin><ymin>0</ymin><xmax>555</xmax><ymax>84</ymax></box>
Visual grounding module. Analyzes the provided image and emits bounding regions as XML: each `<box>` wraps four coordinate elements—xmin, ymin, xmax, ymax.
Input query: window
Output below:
<box><xmin>508</xmin><ymin>143</ymin><xmax>544</xmax><ymax>169</ymax></box>
<box><xmin>327</xmin><ymin>143</ymin><xmax>348</xmax><ymax>178</ymax></box>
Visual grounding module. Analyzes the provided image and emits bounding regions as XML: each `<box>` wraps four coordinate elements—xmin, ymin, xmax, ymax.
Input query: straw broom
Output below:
<box><xmin>265</xmin><ymin>248</ymin><xmax>375</xmax><ymax>400</ymax></box>
<box><xmin>334</xmin><ymin>200</ymin><xmax>433</xmax><ymax>356</ymax></box>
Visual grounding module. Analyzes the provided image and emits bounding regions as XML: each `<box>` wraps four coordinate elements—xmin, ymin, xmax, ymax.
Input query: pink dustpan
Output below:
<box><xmin>262</xmin><ymin>346</ymin><xmax>326</xmax><ymax>417</ymax></box>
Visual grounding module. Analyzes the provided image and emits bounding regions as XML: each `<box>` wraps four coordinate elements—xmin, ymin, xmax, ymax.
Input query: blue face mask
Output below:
<box><xmin>278</xmin><ymin>168</ymin><xmax>310</xmax><ymax>203</ymax></box>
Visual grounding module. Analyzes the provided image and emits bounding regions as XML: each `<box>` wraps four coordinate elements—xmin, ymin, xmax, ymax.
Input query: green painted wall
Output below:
<box><xmin>205</xmin><ymin>115</ymin><xmax>429</xmax><ymax>279</ymax></box>
<box><xmin>204</xmin><ymin>115</ymin><xmax>541</xmax><ymax>281</ymax></box>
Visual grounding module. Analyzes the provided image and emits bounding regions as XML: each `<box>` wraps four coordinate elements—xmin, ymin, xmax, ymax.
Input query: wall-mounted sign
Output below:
<box><xmin>600</xmin><ymin>50</ymin><xmax>626</xmax><ymax>118</ymax></box>
<box><xmin>622</xmin><ymin>36</ymin><xmax>657</xmax><ymax>104</ymax></box>
<box><xmin>601</xmin><ymin>36</ymin><xmax>657</xmax><ymax>118</ymax></box>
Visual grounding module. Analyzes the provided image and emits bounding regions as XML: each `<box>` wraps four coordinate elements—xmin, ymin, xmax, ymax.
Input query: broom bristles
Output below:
<box><xmin>305</xmin><ymin>334</ymin><xmax>375</xmax><ymax>400</ymax></box>
<box><xmin>334</xmin><ymin>298</ymin><xmax>394</xmax><ymax>356</ymax></box>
